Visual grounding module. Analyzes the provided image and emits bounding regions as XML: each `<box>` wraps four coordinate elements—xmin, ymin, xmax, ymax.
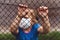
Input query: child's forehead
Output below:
<box><xmin>25</xmin><ymin>9</ymin><xmax>33</xmax><ymax>14</ymax></box>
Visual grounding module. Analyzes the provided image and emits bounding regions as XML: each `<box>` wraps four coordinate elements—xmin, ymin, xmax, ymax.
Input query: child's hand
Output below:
<box><xmin>37</xmin><ymin>6</ymin><xmax>48</xmax><ymax>17</ymax></box>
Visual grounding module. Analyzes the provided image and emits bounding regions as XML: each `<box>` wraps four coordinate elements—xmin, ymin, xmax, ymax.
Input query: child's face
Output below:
<box><xmin>24</xmin><ymin>10</ymin><xmax>32</xmax><ymax>18</ymax></box>
<box><xmin>22</xmin><ymin>9</ymin><xmax>33</xmax><ymax>20</ymax></box>
<box><xmin>19</xmin><ymin>9</ymin><xmax>33</xmax><ymax>30</ymax></box>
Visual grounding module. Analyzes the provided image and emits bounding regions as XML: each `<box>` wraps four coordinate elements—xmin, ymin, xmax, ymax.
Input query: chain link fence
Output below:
<box><xmin>0</xmin><ymin>0</ymin><xmax>60</xmax><ymax>40</ymax></box>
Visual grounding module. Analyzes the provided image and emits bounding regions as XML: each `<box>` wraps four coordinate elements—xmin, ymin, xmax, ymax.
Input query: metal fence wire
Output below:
<box><xmin>0</xmin><ymin>0</ymin><xmax>60</xmax><ymax>40</ymax></box>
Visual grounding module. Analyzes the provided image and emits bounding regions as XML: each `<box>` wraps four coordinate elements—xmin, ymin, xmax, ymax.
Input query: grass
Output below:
<box><xmin>38</xmin><ymin>31</ymin><xmax>60</xmax><ymax>40</ymax></box>
<box><xmin>0</xmin><ymin>31</ymin><xmax>60</xmax><ymax>40</ymax></box>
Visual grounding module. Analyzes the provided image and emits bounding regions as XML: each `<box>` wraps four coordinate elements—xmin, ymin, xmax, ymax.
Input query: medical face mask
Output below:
<box><xmin>19</xmin><ymin>18</ymin><xmax>31</xmax><ymax>29</ymax></box>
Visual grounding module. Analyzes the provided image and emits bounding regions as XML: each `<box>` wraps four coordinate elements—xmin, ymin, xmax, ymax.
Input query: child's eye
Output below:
<box><xmin>26</xmin><ymin>12</ymin><xmax>28</xmax><ymax>15</ymax></box>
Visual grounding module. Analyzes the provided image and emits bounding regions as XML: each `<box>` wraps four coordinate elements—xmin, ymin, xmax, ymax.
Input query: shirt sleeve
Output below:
<box><xmin>33</xmin><ymin>23</ymin><xmax>41</xmax><ymax>30</ymax></box>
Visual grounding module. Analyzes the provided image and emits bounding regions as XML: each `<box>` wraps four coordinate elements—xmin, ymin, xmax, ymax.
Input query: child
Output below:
<box><xmin>10</xmin><ymin>4</ymin><xmax>50</xmax><ymax>40</ymax></box>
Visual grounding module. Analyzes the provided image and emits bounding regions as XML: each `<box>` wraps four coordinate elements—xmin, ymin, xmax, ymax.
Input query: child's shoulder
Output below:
<box><xmin>32</xmin><ymin>23</ymin><xmax>41</xmax><ymax>29</ymax></box>
<box><xmin>33</xmin><ymin>23</ymin><xmax>40</xmax><ymax>26</ymax></box>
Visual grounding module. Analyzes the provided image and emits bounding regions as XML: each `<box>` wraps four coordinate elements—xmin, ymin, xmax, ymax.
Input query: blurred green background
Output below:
<box><xmin>0</xmin><ymin>31</ymin><xmax>60</xmax><ymax>40</ymax></box>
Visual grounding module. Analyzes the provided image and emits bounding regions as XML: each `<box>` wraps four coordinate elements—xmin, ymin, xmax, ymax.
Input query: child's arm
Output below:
<box><xmin>37</xmin><ymin>6</ymin><xmax>50</xmax><ymax>34</ymax></box>
<box><xmin>37</xmin><ymin>15</ymin><xmax>50</xmax><ymax>33</ymax></box>
<box><xmin>10</xmin><ymin>6</ymin><xmax>24</xmax><ymax>35</ymax></box>
<box><xmin>10</xmin><ymin>15</ymin><xmax>20</xmax><ymax>34</ymax></box>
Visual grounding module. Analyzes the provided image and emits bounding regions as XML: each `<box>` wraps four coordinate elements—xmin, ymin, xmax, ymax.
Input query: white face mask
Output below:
<box><xmin>19</xmin><ymin>18</ymin><xmax>31</xmax><ymax>29</ymax></box>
